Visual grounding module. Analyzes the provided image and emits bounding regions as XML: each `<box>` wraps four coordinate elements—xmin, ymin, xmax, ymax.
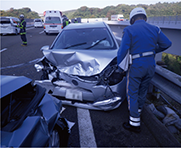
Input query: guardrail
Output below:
<box><xmin>151</xmin><ymin>65</ymin><xmax>181</xmax><ymax>105</ymax></box>
<box><xmin>25</xmin><ymin>19</ymin><xmax>34</xmax><ymax>28</ymax></box>
<box><xmin>147</xmin><ymin>15</ymin><xmax>181</xmax><ymax>30</ymax></box>
<box><xmin>106</xmin><ymin>15</ymin><xmax>181</xmax><ymax>30</ymax></box>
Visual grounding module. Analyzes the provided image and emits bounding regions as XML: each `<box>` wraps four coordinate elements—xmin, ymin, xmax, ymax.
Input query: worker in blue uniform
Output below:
<box><xmin>117</xmin><ymin>7</ymin><xmax>172</xmax><ymax>133</ymax></box>
<box><xmin>17</xmin><ymin>14</ymin><xmax>27</xmax><ymax>46</ymax></box>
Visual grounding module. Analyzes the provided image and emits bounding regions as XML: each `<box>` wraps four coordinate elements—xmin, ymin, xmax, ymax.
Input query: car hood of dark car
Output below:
<box><xmin>0</xmin><ymin>75</ymin><xmax>32</xmax><ymax>98</ymax></box>
<box><xmin>42</xmin><ymin>49</ymin><xmax>118</xmax><ymax>76</ymax></box>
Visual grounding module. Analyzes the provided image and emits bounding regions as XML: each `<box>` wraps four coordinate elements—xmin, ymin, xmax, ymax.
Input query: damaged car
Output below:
<box><xmin>34</xmin><ymin>22</ymin><xmax>126</xmax><ymax>111</ymax></box>
<box><xmin>0</xmin><ymin>75</ymin><xmax>69</xmax><ymax>147</ymax></box>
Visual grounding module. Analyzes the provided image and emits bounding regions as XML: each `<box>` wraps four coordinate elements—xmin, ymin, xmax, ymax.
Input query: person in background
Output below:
<box><xmin>117</xmin><ymin>7</ymin><xmax>172</xmax><ymax>133</ymax></box>
<box><xmin>63</xmin><ymin>17</ymin><xmax>70</xmax><ymax>28</ymax></box>
<box><xmin>74</xmin><ymin>18</ymin><xmax>78</xmax><ymax>23</ymax></box>
<box><xmin>17</xmin><ymin>14</ymin><xmax>27</xmax><ymax>46</ymax></box>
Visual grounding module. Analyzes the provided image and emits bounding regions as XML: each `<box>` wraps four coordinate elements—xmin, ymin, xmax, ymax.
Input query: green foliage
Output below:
<box><xmin>63</xmin><ymin>10</ymin><xmax>76</xmax><ymax>19</ymax></box>
<box><xmin>63</xmin><ymin>2</ymin><xmax>181</xmax><ymax>20</ymax></box>
<box><xmin>162</xmin><ymin>53</ymin><xmax>181</xmax><ymax>76</ymax></box>
<box><xmin>0</xmin><ymin>7</ymin><xmax>40</xmax><ymax>19</ymax></box>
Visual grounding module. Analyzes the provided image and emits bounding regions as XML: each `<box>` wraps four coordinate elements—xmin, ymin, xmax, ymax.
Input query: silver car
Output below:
<box><xmin>35</xmin><ymin>22</ymin><xmax>126</xmax><ymax>111</ymax></box>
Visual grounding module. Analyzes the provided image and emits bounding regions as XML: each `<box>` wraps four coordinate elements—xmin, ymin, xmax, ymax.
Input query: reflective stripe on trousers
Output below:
<box><xmin>129</xmin><ymin>116</ymin><xmax>140</xmax><ymax>126</ymax></box>
<box><xmin>20</xmin><ymin>32</ymin><xmax>26</xmax><ymax>35</ymax></box>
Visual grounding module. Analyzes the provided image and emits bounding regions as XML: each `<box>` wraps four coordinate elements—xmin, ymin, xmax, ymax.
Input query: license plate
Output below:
<box><xmin>65</xmin><ymin>89</ymin><xmax>82</xmax><ymax>101</ymax></box>
<box><xmin>50</xmin><ymin>25</ymin><xmax>57</xmax><ymax>27</ymax></box>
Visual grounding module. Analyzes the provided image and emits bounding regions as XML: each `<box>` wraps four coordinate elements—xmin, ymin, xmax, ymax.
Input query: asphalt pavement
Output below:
<box><xmin>1</xmin><ymin>27</ymin><xmax>181</xmax><ymax>147</ymax></box>
<box><xmin>62</xmin><ymin>99</ymin><xmax>181</xmax><ymax>147</ymax></box>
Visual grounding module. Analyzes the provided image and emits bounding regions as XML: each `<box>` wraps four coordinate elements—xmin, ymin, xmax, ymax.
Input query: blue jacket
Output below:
<box><xmin>117</xmin><ymin>20</ymin><xmax>172</xmax><ymax>70</ymax></box>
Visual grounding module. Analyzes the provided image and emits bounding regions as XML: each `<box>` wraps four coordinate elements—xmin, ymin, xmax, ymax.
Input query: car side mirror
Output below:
<box><xmin>40</xmin><ymin>45</ymin><xmax>50</xmax><ymax>51</ymax></box>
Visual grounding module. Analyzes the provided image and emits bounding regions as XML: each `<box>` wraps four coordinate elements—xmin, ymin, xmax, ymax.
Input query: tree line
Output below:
<box><xmin>0</xmin><ymin>7</ymin><xmax>40</xmax><ymax>19</ymax></box>
<box><xmin>64</xmin><ymin>2</ymin><xmax>181</xmax><ymax>20</ymax></box>
<box><xmin>1</xmin><ymin>2</ymin><xmax>181</xmax><ymax>20</ymax></box>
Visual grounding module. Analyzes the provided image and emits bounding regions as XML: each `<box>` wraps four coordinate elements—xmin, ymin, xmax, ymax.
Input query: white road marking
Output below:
<box><xmin>0</xmin><ymin>58</ymin><xmax>41</xmax><ymax>70</ymax></box>
<box><xmin>0</xmin><ymin>48</ymin><xmax>7</xmax><ymax>53</ymax></box>
<box><xmin>39</xmin><ymin>31</ymin><xmax>44</xmax><ymax>34</ymax></box>
<box><xmin>26</xmin><ymin>27</ymin><xmax>35</xmax><ymax>30</ymax></box>
<box><xmin>77</xmin><ymin>108</ymin><xmax>97</xmax><ymax>147</ymax></box>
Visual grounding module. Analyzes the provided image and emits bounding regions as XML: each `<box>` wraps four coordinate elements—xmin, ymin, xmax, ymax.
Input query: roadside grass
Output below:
<box><xmin>162</xmin><ymin>53</ymin><xmax>181</xmax><ymax>76</ymax></box>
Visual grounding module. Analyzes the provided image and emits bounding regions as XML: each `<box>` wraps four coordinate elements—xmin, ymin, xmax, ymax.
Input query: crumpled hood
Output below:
<box><xmin>43</xmin><ymin>49</ymin><xmax>118</xmax><ymax>76</ymax></box>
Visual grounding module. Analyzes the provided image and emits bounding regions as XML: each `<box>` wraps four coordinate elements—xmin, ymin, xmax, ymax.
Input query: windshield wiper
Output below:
<box><xmin>86</xmin><ymin>38</ymin><xmax>106</xmax><ymax>49</ymax></box>
<box><xmin>64</xmin><ymin>42</ymin><xmax>87</xmax><ymax>49</ymax></box>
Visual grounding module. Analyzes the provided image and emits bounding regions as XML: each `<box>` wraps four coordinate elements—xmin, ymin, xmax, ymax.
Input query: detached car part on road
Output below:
<box><xmin>35</xmin><ymin>22</ymin><xmax>126</xmax><ymax>111</ymax></box>
<box><xmin>0</xmin><ymin>75</ymin><xmax>69</xmax><ymax>147</ymax></box>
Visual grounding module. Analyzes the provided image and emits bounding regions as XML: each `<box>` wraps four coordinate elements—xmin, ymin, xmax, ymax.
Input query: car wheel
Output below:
<box><xmin>48</xmin><ymin>129</ymin><xmax>60</xmax><ymax>147</ymax></box>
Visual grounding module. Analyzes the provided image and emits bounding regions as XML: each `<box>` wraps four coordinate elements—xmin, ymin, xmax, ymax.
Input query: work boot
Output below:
<box><xmin>123</xmin><ymin>122</ymin><xmax>141</xmax><ymax>133</ymax></box>
<box><xmin>21</xmin><ymin>44</ymin><xmax>27</xmax><ymax>46</ymax></box>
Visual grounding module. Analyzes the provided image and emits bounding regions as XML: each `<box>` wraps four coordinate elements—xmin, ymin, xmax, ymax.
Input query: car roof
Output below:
<box><xmin>64</xmin><ymin>22</ymin><xmax>107</xmax><ymax>30</ymax></box>
<box><xmin>0</xmin><ymin>75</ymin><xmax>32</xmax><ymax>98</ymax></box>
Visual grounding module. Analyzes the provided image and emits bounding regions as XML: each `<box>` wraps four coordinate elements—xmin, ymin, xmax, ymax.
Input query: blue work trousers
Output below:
<box><xmin>126</xmin><ymin>56</ymin><xmax>155</xmax><ymax>118</ymax></box>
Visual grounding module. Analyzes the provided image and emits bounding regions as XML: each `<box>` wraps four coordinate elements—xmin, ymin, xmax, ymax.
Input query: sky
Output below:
<box><xmin>0</xmin><ymin>0</ymin><xmax>180</xmax><ymax>14</ymax></box>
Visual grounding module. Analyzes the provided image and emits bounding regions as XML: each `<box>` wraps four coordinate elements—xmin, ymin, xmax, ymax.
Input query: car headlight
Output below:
<box><xmin>34</xmin><ymin>64</ymin><xmax>44</xmax><ymax>72</ymax></box>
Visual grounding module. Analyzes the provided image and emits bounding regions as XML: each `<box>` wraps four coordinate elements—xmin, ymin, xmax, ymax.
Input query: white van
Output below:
<box><xmin>44</xmin><ymin>10</ymin><xmax>63</xmax><ymax>35</ymax></box>
<box><xmin>34</xmin><ymin>18</ymin><xmax>43</xmax><ymax>28</ymax></box>
<box><xmin>0</xmin><ymin>17</ymin><xmax>20</xmax><ymax>35</ymax></box>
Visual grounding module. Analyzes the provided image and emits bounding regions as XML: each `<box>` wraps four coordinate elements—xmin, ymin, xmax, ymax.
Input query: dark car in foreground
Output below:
<box><xmin>34</xmin><ymin>22</ymin><xmax>126</xmax><ymax>111</ymax></box>
<box><xmin>0</xmin><ymin>75</ymin><xmax>69</xmax><ymax>147</ymax></box>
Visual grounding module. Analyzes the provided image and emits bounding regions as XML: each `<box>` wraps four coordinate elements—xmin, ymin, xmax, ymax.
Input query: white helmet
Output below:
<box><xmin>129</xmin><ymin>7</ymin><xmax>147</xmax><ymax>24</ymax></box>
<box><xmin>19</xmin><ymin>14</ymin><xmax>24</xmax><ymax>18</ymax></box>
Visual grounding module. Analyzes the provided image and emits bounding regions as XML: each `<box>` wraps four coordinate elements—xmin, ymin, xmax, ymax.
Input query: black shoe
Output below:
<box><xmin>123</xmin><ymin>122</ymin><xmax>141</xmax><ymax>133</ymax></box>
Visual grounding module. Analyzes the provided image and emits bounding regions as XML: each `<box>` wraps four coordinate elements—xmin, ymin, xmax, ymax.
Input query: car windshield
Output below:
<box><xmin>35</xmin><ymin>19</ymin><xmax>41</xmax><ymax>22</ymax></box>
<box><xmin>45</xmin><ymin>17</ymin><xmax>61</xmax><ymax>23</ymax></box>
<box><xmin>52</xmin><ymin>27</ymin><xmax>117</xmax><ymax>50</ymax></box>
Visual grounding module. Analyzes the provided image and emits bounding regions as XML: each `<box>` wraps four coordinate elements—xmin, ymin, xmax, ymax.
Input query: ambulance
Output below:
<box><xmin>43</xmin><ymin>10</ymin><xmax>63</xmax><ymax>35</ymax></box>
